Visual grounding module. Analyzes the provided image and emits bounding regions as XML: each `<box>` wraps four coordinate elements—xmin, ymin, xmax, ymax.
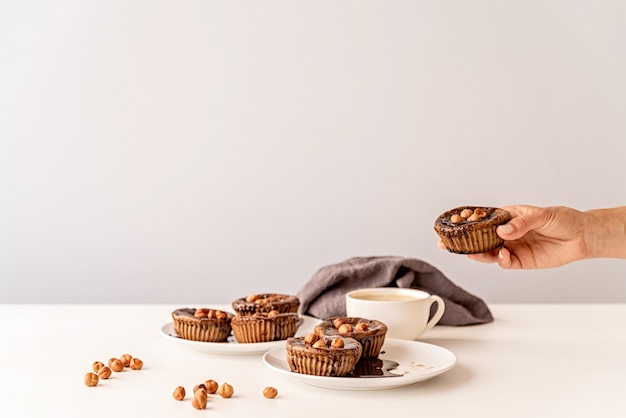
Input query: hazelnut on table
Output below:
<box><xmin>263</xmin><ymin>387</ymin><xmax>278</xmax><ymax>399</ymax></box>
<box><xmin>204</xmin><ymin>380</ymin><xmax>219</xmax><ymax>394</ymax></box>
<box><xmin>172</xmin><ymin>386</ymin><xmax>185</xmax><ymax>401</ymax></box>
<box><xmin>84</xmin><ymin>372</ymin><xmax>99</xmax><ymax>387</ymax></box>
<box><xmin>218</xmin><ymin>382</ymin><xmax>234</xmax><ymax>398</ymax></box>
<box><xmin>191</xmin><ymin>388</ymin><xmax>208</xmax><ymax>409</ymax></box>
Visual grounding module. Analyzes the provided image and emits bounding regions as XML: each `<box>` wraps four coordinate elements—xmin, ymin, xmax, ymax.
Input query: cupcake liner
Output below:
<box><xmin>438</xmin><ymin>225</ymin><xmax>504</xmax><ymax>254</ymax></box>
<box><xmin>231</xmin><ymin>313</ymin><xmax>299</xmax><ymax>343</ymax></box>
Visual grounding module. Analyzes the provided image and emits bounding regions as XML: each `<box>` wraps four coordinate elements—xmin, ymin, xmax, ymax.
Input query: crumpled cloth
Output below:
<box><xmin>297</xmin><ymin>256</ymin><xmax>493</xmax><ymax>326</ymax></box>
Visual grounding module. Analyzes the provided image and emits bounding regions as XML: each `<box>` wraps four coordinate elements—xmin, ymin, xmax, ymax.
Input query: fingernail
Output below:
<box><xmin>498</xmin><ymin>224</ymin><xmax>513</xmax><ymax>235</ymax></box>
<box><xmin>498</xmin><ymin>249</ymin><xmax>505</xmax><ymax>260</ymax></box>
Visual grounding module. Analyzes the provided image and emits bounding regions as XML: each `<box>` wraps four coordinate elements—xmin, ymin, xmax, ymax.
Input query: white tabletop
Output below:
<box><xmin>1</xmin><ymin>303</ymin><xmax>624</xmax><ymax>418</ymax></box>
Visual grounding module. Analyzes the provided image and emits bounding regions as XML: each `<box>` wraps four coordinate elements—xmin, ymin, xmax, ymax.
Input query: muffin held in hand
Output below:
<box><xmin>231</xmin><ymin>310</ymin><xmax>300</xmax><ymax>343</ymax></box>
<box><xmin>231</xmin><ymin>293</ymin><xmax>300</xmax><ymax>315</ymax></box>
<box><xmin>434</xmin><ymin>206</ymin><xmax>512</xmax><ymax>254</ymax></box>
<box><xmin>172</xmin><ymin>308</ymin><xmax>234</xmax><ymax>342</ymax></box>
<box><xmin>314</xmin><ymin>317</ymin><xmax>387</xmax><ymax>359</ymax></box>
<box><xmin>286</xmin><ymin>334</ymin><xmax>363</xmax><ymax>377</ymax></box>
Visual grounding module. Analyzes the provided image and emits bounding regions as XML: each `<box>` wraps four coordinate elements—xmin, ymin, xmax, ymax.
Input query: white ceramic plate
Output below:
<box><xmin>160</xmin><ymin>315</ymin><xmax>319</xmax><ymax>355</ymax></box>
<box><xmin>262</xmin><ymin>339</ymin><xmax>456</xmax><ymax>390</ymax></box>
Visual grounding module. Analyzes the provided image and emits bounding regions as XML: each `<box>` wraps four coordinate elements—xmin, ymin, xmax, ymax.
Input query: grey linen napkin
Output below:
<box><xmin>297</xmin><ymin>256</ymin><xmax>493</xmax><ymax>326</ymax></box>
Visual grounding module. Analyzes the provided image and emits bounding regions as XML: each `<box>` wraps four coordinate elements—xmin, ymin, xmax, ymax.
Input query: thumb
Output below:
<box><xmin>496</xmin><ymin>207</ymin><xmax>543</xmax><ymax>240</ymax></box>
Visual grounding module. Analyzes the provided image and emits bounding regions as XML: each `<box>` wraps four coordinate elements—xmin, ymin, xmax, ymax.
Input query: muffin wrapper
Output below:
<box><xmin>438</xmin><ymin>226</ymin><xmax>504</xmax><ymax>254</ymax></box>
<box><xmin>173</xmin><ymin>318</ymin><xmax>232</xmax><ymax>342</ymax></box>
<box><xmin>231</xmin><ymin>317</ymin><xmax>298</xmax><ymax>343</ymax></box>
<box><xmin>286</xmin><ymin>349</ymin><xmax>360</xmax><ymax>377</ymax></box>
<box><xmin>354</xmin><ymin>334</ymin><xmax>386</xmax><ymax>359</ymax></box>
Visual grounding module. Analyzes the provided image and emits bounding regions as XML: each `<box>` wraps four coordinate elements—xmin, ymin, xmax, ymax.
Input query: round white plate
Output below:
<box><xmin>262</xmin><ymin>339</ymin><xmax>456</xmax><ymax>390</ymax></box>
<box><xmin>160</xmin><ymin>315</ymin><xmax>319</xmax><ymax>355</ymax></box>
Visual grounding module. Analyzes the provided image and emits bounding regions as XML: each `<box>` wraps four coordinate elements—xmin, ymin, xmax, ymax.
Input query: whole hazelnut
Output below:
<box><xmin>192</xmin><ymin>388</ymin><xmax>208</xmax><ymax>409</ymax></box>
<box><xmin>312</xmin><ymin>339</ymin><xmax>327</xmax><ymax>348</ymax></box>
<box><xmin>474</xmin><ymin>208</ymin><xmax>487</xmax><ymax>218</ymax></box>
<box><xmin>337</xmin><ymin>323</ymin><xmax>353</xmax><ymax>334</ymax></box>
<box><xmin>304</xmin><ymin>333</ymin><xmax>319</xmax><ymax>345</ymax></box>
<box><xmin>84</xmin><ymin>372</ymin><xmax>99</xmax><ymax>387</ymax></box>
<box><xmin>215</xmin><ymin>310</ymin><xmax>228</xmax><ymax>320</ymax></box>
<box><xmin>193</xmin><ymin>383</ymin><xmax>206</xmax><ymax>393</ymax></box>
<box><xmin>331</xmin><ymin>338</ymin><xmax>344</xmax><ymax>348</ymax></box>
<box><xmin>204</xmin><ymin>380</ymin><xmax>219</xmax><ymax>394</ymax></box>
<box><xmin>332</xmin><ymin>318</ymin><xmax>345</xmax><ymax>328</ymax></box>
<box><xmin>97</xmin><ymin>366</ymin><xmax>112</xmax><ymax>380</ymax></box>
<box><xmin>194</xmin><ymin>308</ymin><xmax>209</xmax><ymax>318</ymax></box>
<box><xmin>120</xmin><ymin>354</ymin><xmax>132</xmax><ymax>367</ymax></box>
<box><xmin>245</xmin><ymin>294</ymin><xmax>257</xmax><ymax>302</ymax></box>
<box><xmin>263</xmin><ymin>387</ymin><xmax>278</xmax><ymax>399</ymax></box>
<box><xmin>460</xmin><ymin>208</ymin><xmax>474</xmax><ymax>218</ymax></box>
<box><xmin>355</xmin><ymin>322</ymin><xmax>368</xmax><ymax>331</ymax></box>
<box><xmin>173</xmin><ymin>386</ymin><xmax>185</xmax><ymax>401</ymax></box>
<box><xmin>267</xmin><ymin>310</ymin><xmax>279</xmax><ymax>317</ymax></box>
<box><xmin>129</xmin><ymin>358</ymin><xmax>143</xmax><ymax>370</ymax></box>
<box><xmin>108</xmin><ymin>358</ymin><xmax>124</xmax><ymax>372</ymax></box>
<box><xmin>450</xmin><ymin>214</ymin><xmax>463</xmax><ymax>223</ymax></box>
<box><xmin>92</xmin><ymin>361</ymin><xmax>105</xmax><ymax>373</ymax></box>
<box><xmin>467</xmin><ymin>213</ymin><xmax>481</xmax><ymax>222</ymax></box>
<box><xmin>217</xmin><ymin>382</ymin><xmax>234</xmax><ymax>398</ymax></box>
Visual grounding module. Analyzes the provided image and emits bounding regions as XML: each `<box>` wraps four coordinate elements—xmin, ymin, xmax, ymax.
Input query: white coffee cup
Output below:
<box><xmin>345</xmin><ymin>288</ymin><xmax>445</xmax><ymax>340</ymax></box>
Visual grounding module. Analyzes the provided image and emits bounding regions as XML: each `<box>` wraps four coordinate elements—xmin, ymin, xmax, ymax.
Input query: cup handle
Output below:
<box><xmin>423</xmin><ymin>295</ymin><xmax>445</xmax><ymax>333</ymax></box>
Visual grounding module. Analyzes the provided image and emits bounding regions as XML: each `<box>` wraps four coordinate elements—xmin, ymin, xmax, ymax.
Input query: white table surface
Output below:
<box><xmin>1</xmin><ymin>303</ymin><xmax>625</xmax><ymax>418</ymax></box>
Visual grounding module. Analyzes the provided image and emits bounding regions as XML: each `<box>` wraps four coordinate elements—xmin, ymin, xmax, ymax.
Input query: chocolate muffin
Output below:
<box><xmin>171</xmin><ymin>308</ymin><xmax>234</xmax><ymax>342</ymax></box>
<box><xmin>231</xmin><ymin>293</ymin><xmax>300</xmax><ymax>315</ymax></box>
<box><xmin>286</xmin><ymin>334</ymin><xmax>363</xmax><ymax>377</ymax></box>
<box><xmin>314</xmin><ymin>317</ymin><xmax>387</xmax><ymax>359</ymax></box>
<box><xmin>434</xmin><ymin>206</ymin><xmax>512</xmax><ymax>254</ymax></box>
<box><xmin>231</xmin><ymin>311</ymin><xmax>300</xmax><ymax>343</ymax></box>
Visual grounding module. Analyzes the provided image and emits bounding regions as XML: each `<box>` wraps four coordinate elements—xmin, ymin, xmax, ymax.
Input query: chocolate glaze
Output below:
<box><xmin>232</xmin><ymin>293</ymin><xmax>300</xmax><ymax>315</ymax></box>
<box><xmin>349</xmin><ymin>358</ymin><xmax>401</xmax><ymax>378</ymax></box>
<box><xmin>434</xmin><ymin>206</ymin><xmax>511</xmax><ymax>232</ymax></box>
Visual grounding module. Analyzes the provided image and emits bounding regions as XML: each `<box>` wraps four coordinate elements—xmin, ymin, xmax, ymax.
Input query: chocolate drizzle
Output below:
<box><xmin>348</xmin><ymin>358</ymin><xmax>402</xmax><ymax>378</ymax></box>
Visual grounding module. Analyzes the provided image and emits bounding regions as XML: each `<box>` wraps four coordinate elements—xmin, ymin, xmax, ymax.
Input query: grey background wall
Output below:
<box><xmin>2</xmin><ymin>0</ymin><xmax>625</xmax><ymax>304</ymax></box>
